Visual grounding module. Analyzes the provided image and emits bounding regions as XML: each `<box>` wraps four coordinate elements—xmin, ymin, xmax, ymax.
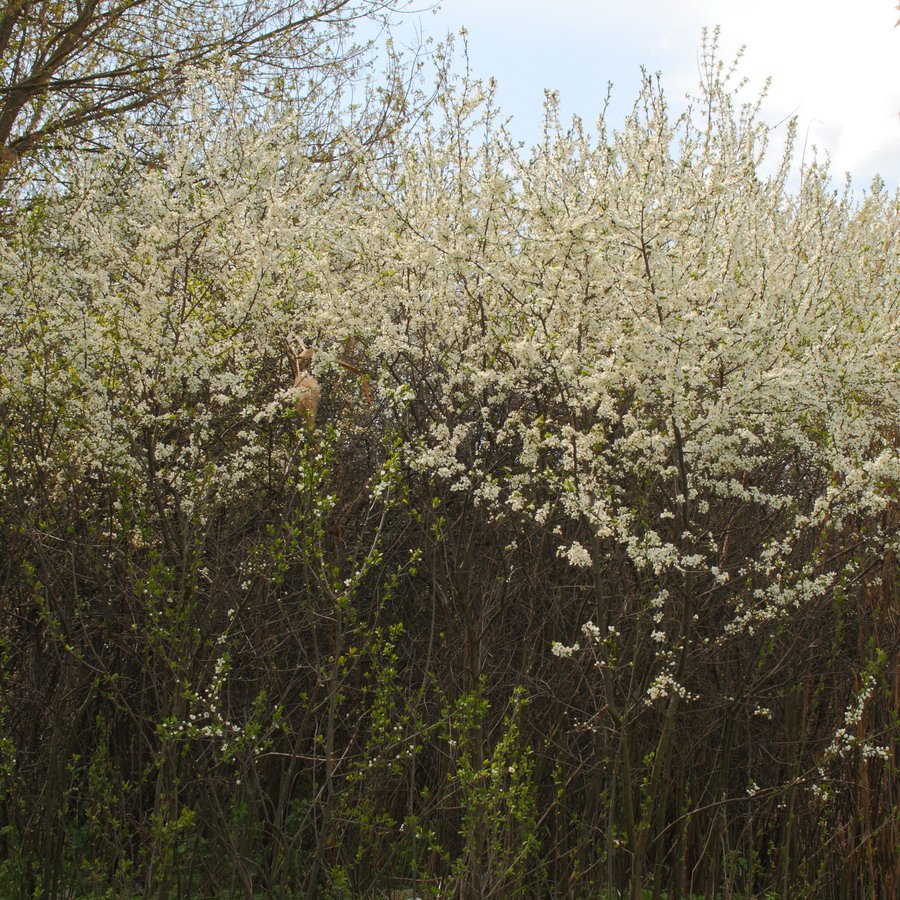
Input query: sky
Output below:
<box><xmin>400</xmin><ymin>0</ymin><xmax>900</xmax><ymax>191</ymax></box>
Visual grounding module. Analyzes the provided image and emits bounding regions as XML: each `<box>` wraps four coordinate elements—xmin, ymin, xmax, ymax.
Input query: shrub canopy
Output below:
<box><xmin>1</xmin><ymin>40</ymin><xmax>898</xmax><ymax>900</ymax></box>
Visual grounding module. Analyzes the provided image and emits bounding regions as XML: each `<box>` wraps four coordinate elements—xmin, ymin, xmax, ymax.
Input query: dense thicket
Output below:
<box><xmin>0</xmin><ymin>44</ymin><xmax>898</xmax><ymax>900</ymax></box>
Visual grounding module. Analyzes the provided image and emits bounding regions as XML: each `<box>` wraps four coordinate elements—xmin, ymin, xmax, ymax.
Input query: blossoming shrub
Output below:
<box><xmin>0</xmin><ymin>46</ymin><xmax>898</xmax><ymax>899</ymax></box>
<box><xmin>350</xmin><ymin>54</ymin><xmax>900</xmax><ymax>897</ymax></box>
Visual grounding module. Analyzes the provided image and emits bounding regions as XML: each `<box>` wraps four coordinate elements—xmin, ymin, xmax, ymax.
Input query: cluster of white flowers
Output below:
<box><xmin>1</xmin><ymin>55</ymin><xmax>896</xmax><ymax>761</ymax></box>
<box><xmin>645</xmin><ymin>669</ymin><xmax>698</xmax><ymax>705</ymax></box>
<box><xmin>551</xmin><ymin>641</ymin><xmax>580</xmax><ymax>659</ymax></box>
<box><xmin>821</xmin><ymin>674</ymin><xmax>881</xmax><ymax>763</ymax></box>
<box><xmin>562</xmin><ymin>541</ymin><xmax>592</xmax><ymax>568</ymax></box>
